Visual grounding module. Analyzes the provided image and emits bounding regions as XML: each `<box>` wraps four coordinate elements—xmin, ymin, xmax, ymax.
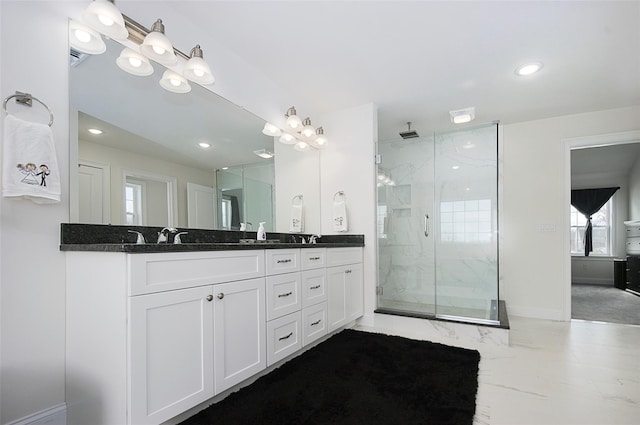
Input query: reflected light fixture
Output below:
<box><xmin>88</xmin><ymin>128</ymin><xmax>103</xmax><ymax>135</ymax></box>
<box><xmin>279</xmin><ymin>133</ymin><xmax>296</xmax><ymax>145</ymax></box>
<box><xmin>82</xmin><ymin>0</ymin><xmax>128</xmax><ymax>40</ymax></box>
<box><xmin>294</xmin><ymin>141</ymin><xmax>310</xmax><ymax>152</ymax></box>
<box><xmin>198</xmin><ymin>141</ymin><xmax>211</xmax><ymax>148</ymax></box>
<box><xmin>69</xmin><ymin>20</ymin><xmax>106</xmax><ymax>54</ymax></box>
<box><xmin>449</xmin><ymin>107</ymin><xmax>475</xmax><ymax>124</ymax></box>
<box><xmin>285</xmin><ymin>106</ymin><xmax>303</xmax><ymax>130</ymax></box>
<box><xmin>116</xmin><ymin>47</ymin><xmax>154</xmax><ymax>76</ymax></box>
<box><xmin>515</xmin><ymin>62</ymin><xmax>543</xmax><ymax>76</ymax></box>
<box><xmin>262</xmin><ymin>122</ymin><xmax>282</xmax><ymax>137</ymax></box>
<box><xmin>183</xmin><ymin>45</ymin><xmax>215</xmax><ymax>85</ymax></box>
<box><xmin>313</xmin><ymin>127</ymin><xmax>328</xmax><ymax>148</ymax></box>
<box><xmin>140</xmin><ymin>19</ymin><xmax>177</xmax><ymax>66</ymax></box>
<box><xmin>301</xmin><ymin>117</ymin><xmax>316</xmax><ymax>139</ymax></box>
<box><xmin>159</xmin><ymin>69</ymin><xmax>191</xmax><ymax>93</ymax></box>
<box><xmin>253</xmin><ymin>149</ymin><xmax>274</xmax><ymax>159</ymax></box>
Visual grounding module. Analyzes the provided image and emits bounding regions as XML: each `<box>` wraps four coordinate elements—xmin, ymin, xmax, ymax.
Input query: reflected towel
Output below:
<box><xmin>2</xmin><ymin>115</ymin><xmax>60</xmax><ymax>204</ymax></box>
<box><xmin>333</xmin><ymin>199</ymin><xmax>348</xmax><ymax>232</ymax></box>
<box><xmin>290</xmin><ymin>203</ymin><xmax>304</xmax><ymax>232</ymax></box>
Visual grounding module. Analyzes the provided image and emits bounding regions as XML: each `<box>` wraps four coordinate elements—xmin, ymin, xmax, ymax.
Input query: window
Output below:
<box><xmin>125</xmin><ymin>182</ymin><xmax>143</xmax><ymax>225</ymax></box>
<box><xmin>440</xmin><ymin>199</ymin><xmax>492</xmax><ymax>243</ymax></box>
<box><xmin>571</xmin><ymin>198</ymin><xmax>612</xmax><ymax>256</ymax></box>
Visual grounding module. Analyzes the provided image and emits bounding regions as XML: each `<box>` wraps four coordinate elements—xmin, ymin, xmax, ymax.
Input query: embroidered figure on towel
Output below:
<box><xmin>334</xmin><ymin>216</ymin><xmax>344</xmax><ymax>227</ymax></box>
<box><xmin>17</xmin><ymin>163</ymin><xmax>39</xmax><ymax>185</ymax></box>
<box><xmin>36</xmin><ymin>164</ymin><xmax>50</xmax><ymax>187</ymax></box>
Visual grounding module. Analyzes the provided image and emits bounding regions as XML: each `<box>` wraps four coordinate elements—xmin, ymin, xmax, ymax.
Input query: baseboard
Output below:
<box><xmin>5</xmin><ymin>404</ymin><xmax>66</xmax><ymax>425</ymax></box>
<box><xmin>507</xmin><ymin>305</ymin><xmax>566</xmax><ymax>321</ymax></box>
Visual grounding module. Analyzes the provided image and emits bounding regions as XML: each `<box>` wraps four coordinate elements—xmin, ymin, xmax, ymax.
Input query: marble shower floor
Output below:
<box><xmin>356</xmin><ymin>316</ymin><xmax>640</xmax><ymax>425</ymax></box>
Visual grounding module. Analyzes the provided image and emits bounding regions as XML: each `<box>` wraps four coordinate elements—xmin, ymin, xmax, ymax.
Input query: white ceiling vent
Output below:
<box><xmin>69</xmin><ymin>48</ymin><xmax>90</xmax><ymax>68</ymax></box>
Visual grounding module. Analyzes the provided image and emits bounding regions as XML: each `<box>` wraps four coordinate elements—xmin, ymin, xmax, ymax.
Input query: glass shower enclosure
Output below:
<box><xmin>376</xmin><ymin>123</ymin><xmax>499</xmax><ymax>324</ymax></box>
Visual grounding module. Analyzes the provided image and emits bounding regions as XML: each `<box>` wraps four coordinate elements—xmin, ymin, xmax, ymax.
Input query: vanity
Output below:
<box><xmin>61</xmin><ymin>224</ymin><xmax>364</xmax><ymax>425</ymax></box>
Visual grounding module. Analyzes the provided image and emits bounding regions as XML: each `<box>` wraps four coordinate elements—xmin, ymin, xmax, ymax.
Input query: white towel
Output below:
<box><xmin>2</xmin><ymin>115</ymin><xmax>61</xmax><ymax>204</ymax></box>
<box><xmin>290</xmin><ymin>203</ymin><xmax>304</xmax><ymax>232</ymax></box>
<box><xmin>333</xmin><ymin>199</ymin><xmax>348</xmax><ymax>232</ymax></box>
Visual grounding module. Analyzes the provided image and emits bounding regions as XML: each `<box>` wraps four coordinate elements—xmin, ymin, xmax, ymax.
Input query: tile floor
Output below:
<box><xmin>357</xmin><ymin>316</ymin><xmax>640</xmax><ymax>425</ymax></box>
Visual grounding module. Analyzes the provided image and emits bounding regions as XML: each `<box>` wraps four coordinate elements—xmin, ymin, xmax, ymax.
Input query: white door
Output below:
<box><xmin>129</xmin><ymin>286</ymin><xmax>214</xmax><ymax>425</ymax></box>
<box><xmin>78</xmin><ymin>162</ymin><xmax>109</xmax><ymax>223</ymax></box>
<box><xmin>187</xmin><ymin>182</ymin><xmax>216</xmax><ymax>229</ymax></box>
<box><xmin>213</xmin><ymin>277</ymin><xmax>266</xmax><ymax>394</ymax></box>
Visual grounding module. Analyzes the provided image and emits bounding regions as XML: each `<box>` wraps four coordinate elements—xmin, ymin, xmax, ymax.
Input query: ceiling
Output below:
<box><xmin>154</xmin><ymin>0</ymin><xmax>640</xmax><ymax>141</ymax></box>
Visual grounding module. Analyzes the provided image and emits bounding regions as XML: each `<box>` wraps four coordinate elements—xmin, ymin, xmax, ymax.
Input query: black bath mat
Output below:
<box><xmin>179</xmin><ymin>329</ymin><xmax>480</xmax><ymax>425</ymax></box>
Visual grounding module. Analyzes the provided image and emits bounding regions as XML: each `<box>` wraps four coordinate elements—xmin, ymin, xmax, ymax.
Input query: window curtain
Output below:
<box><xmin>571</xmin><ymin>187</ymin><xmax>619</xmax><ymax>256</ymax></box>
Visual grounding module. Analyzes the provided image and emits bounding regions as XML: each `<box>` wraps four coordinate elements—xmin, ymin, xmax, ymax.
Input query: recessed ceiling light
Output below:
<box><xmin>449</xmin><ymin>107</ymin><xmax>475</xmax><ymax>125</ymax></box>
<box><xmin>253</xmin><ymin>149</ymin><xmax>274</xmax><ymax>159</ymax></box>
<box><xmin>515</xmin><ymin>62</ymin><xmax>543</xmax><ymax>76</ymax></box>
<box><xmin>452</xmin><ymin>165</ymin><xmax>460</xmax><ymax>170</ymax></box>
<box><xmin>221</xmin><ymin>166</ymin><xmax>229</xmax><ymax>170</ymax></box>
<box><xmin>88</xmin><ymin>128</ymin><xmax>103</xmax><ymax>135</ymax></box>
<box><xmin>198</xmin><ymin>142</ymin><xmax>211</xmax><ymax>148</ymax></box>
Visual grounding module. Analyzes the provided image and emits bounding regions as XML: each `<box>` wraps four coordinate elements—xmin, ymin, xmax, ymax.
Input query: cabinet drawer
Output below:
<box><xmin>266</xmin><ymin>272</ymin><xmax>302</xmax><ymax>321</ymax></box>
<box><xmin>326</xmin><ymin>247</ymin><xmax>363</xmax><ymax>267</ymax></box>
<box><xmin>301</xmin><ymin>269</ymin><xmax>327</xmax><ymax>308</ymax></box>
<box><xmin>302</xmin><ymin>302</ymin><xmax>327</xmax><ymax>347</ymax></box>
<box><xmin>626</xmin><ymin>237</ymin><xmax>640</xmax><ymax>255</ymax></box>
<box><xmin>625</xmin><ymin>223</ymin><xmax>640</xmax><ymax>237</ymax></box>
<box><xmin>301</xmin><ymin>248</ymin><xmax>326</xmax><ymax>270</ymax></box>
<box><xmin>128</xmin><ymin>250</ymin><xmax>265</xmax><ymax>296</ymax></box>
<box><xmin>266</xmin><ymin>311</ymin><xmax>302</xmax><ymax>366</ymax></box>
<box><xmin>265</xmin><ymin>249</ymin><xmax>301</xmax><ymax>276</ymax></box>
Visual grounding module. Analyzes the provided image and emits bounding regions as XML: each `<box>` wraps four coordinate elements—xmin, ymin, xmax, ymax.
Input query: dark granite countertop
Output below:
<box><xmin>60</xmin><ymin>223</ymin><xmax>364</xmax><ymax>253</ymax></box>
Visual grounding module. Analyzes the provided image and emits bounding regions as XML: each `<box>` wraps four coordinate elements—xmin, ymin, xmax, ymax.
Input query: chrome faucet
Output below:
<box><xmin>157</xmin><ymin>227</ymin><xmax>178</xmax><ymax>243</ymax></box>
<box><xmin>174</xmin><ymin>232</ymin><xmax>188</xmax><ymax>244</ymax></box>
<box><xmin>308</xmin><ymin>235</ymin><xmax>321</xmax><ymax>244</ymax></box>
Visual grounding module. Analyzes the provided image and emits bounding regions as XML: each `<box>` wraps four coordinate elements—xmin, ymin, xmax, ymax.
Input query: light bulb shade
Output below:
<box><xmin>69</xmin><ymin>20</ymin><xmax>106</xmax><ymax>54</ymax></box>
<box><xmin>262</xmin><ymin>123</ymin><xmax>282</xmax><ymax>137</ymax></box>
<box><xmin>313</xmin><ymin>135</ymin><xmax>328</xmax><ymax>148</ymax></box>
<box><xmin>159</xmin><ymin>70</ymin><xmax>191</xmax><ymax>93</ymax></box>
<box><xmin>116</xmin><ymin>47</ymin><xmax>154</xmax><ymax>76</ymax></box>
<box><xmin>82</xmin><ymin>0</ymin><xmax>128</xmax><ymax>40</ymax></box>
<box><xmin>183</xmin><ymin>45</ymin><xmax>215</xmax><ymax>85</ymax></box>
<box><xmin>140</xmin><ymin>20</ymin><xmax>177</xmax><ymax>66</ymax></box>
<box><xmin>294</xmin><ymin>141</ymin><xmax>311</xmax><ymax>152</ymax></box>
<box><xmin>279</xmin><ymin>133</ymin><xmax>297</xmax><ymax>145</ymax></box>
<box><xmin>300</xmin><ymin>117</ymin><xmax>316</xmax><ymax>139</ymax></box>
<box><xmin>285</xmin><ymin>106</ymin><xmax>303</xmax><ymax>130</ymax></box>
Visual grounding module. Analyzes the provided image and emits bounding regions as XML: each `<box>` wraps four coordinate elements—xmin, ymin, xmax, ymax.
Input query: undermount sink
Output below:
<box><xmin>238</xmin><ymin>239</ymin><xmax>283</xmax><ymax>244</ymax></box>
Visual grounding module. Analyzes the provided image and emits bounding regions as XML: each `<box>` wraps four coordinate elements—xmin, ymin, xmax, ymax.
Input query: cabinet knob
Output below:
<box><xmin>206</xmin><ymin>295</ymin><xmax>213</xmax><ymax>302</ymax></box>
<box><xmin>217</xmin><ymin>293</ymin><xmax>225</xmax><ymax>300</ymax></box>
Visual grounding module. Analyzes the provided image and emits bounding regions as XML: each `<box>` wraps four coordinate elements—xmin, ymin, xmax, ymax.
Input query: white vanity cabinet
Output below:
<box><xmin>327</xmin><ymin>247</ymin><xmax>364</xmax><ymax>332</ymax></box>
<box><xmin>66</xmin><ymin>250</ymin><xmax>266</xmax><ymax>425</ymax></box>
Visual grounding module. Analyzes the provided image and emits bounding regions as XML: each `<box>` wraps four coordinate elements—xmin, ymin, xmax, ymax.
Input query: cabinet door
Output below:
<box><xmin>345</xmin><ymin>262</ymin><xmax>364</xmax><ymax>322</ymax></box>
<box><xmin>213</xmin><ymin>278</ymin><xmax>266</xmax><ymax>394</ymax></box>
<box><xmin>129</xmin><ymin>286</ymin><xmax>214</xmax><ymax>425</ymax></box>
<box><xmin>327</xmin><ymin>265</ymin><xmax>348</xmax><ymax>332</ymax></box>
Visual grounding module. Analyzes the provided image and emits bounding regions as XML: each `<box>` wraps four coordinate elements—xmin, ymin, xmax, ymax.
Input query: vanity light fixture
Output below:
<box><xmin>301</xmin><ymin>117</ymin><xmax>316</xmax><ymax>139</ymax></box>
<box><xmin>278</xmin><ymin>133</ymin><xmax>296</xmax><ymax>145</ymax></box>
<box><xmin>262</xmin><ymin>122</ymin><xmax>282</xmax><ymax>137</ymax></box>
<box><xmin>293</xmin><ymin>141</ymin><xmax>311</xmax><ymax>152</ymax></box>
<box><xmin>183</xmin><ymin>45</ymin><xmax>215</xmax><ymax>85</ymax></box>
<box><xmin>69</xmin><ymin>20</ymin><xmax>106</xmax><ymax>54</ymax></box>
<box><xmin>312</xmin><ymin>127</ymin><xmax>328</xmax><ymax>148</ymax></box>
<box><xmin>285</xmin><ymin>106</ymin><xmax>303</xmax><ymax>130</ymax></box>
<box><xmin>253</xmin><ymin>149</ymin><xmax>274</xmax><ymax>159</ymax></box>
<box><xmin>449</xmin><ymin>107</ymin><xmax>475</xmax><ymax>125</ymax></box>
<box><xmin>515</xmin><ymin>62</ymin><xmax>543</xmax><ymax>76</ymax></box>
<box><xmin>159</xmin><ymin>69</ymin><xmax>191</xmax><ymax>93</ymax></box>
<box><xmin>82</xmin><ymin>0</ymin><xmax>128</xmax><ymax>40</ymax></box>
<box><xmin>140</xmin><ymin>19</ymin><xmax>177</xmax><ymax>66</ymax></box>
<box><xmin>116</xmin><ymin>47</ymin><xmax>154</xmax><ymax>76</ymax></box>
<box><xmin>88</xmin><ymin>128</ymin><xmax>103</xmax><ymax>135</ymax></box>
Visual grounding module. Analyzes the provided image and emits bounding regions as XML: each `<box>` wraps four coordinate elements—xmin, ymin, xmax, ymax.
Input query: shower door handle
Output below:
<box><xmin>424</xmin><ymin>214</ymin><xmax>429</xmax><ymax>237</ymax></box>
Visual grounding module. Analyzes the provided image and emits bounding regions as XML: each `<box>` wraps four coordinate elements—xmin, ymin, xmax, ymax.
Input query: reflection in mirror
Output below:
<box><xmin>69</xmin><ymin>35</ymin><xmax>291</xmax><ymax>229</ymax></box>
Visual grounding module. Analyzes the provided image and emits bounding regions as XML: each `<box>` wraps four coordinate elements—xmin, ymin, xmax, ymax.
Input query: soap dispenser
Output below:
<box><xmin>257</xmin><ymin>222</ymin><xmax>266</xmax><ymax>241</ymax></box>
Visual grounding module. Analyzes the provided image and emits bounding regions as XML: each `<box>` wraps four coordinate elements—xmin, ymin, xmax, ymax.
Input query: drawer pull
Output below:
<box><xmin>310</xmin><ymin>285</ymin><xmax>321</xmax><ymax>290</ymax></box>
<box><xmin>345</xmin><ymin>269</ymin><xmax>352</xmax><ymax>274</ymax></box>
<box><xmin>278</xmin><ymin>332</ymin><xmax>293</xmax><ymax>341</ymax></box>
<box><xmin>310</xmin><ymin>319</ymin><xmax>321</xmax><ymax>326</ymax></box>
<box><xmin>278</xmin><ymin>291</ymin><xmax>293</xmax><ymax>298</ymax></box>
<box><xmin>309</xmin><ymin>256</ymin><xmax>321</xmax><ymax>261</ymax></box>
<box><xmin>206</xmin><ymin>295</ymin><xmax>213</xmax><ymax>302</ymax></box>
<box><xmin>277</xmin><ymin>259</ymin><xmax>292</xmax><ymax>264</ymax></box>
<box><xmin>217</xmin><ymin>293</ymin><xmax>224</xmax><ymax>300</ymax></box>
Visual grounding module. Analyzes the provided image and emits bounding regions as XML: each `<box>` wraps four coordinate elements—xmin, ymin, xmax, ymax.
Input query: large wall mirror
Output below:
<box><xmin>69</xmin><ymin>35</ymin><xmax>321</xmax><ymax>234</ymax></box>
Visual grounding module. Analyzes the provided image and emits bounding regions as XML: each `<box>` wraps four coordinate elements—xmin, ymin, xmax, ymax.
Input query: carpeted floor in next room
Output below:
<box><xmin>571</xmin><ymin>283</ymin><xmax>640</xmax><ymax>325</ymax></box>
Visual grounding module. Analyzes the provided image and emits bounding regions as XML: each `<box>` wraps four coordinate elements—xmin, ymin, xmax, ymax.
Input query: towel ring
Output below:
<box><xmin>292</xmin><ymin>194</ymin><xmax>303</xmax><ymax>205</ymax></box>
<box><xmin>334</xmin><ymin>190</ymin><xmax>345</xmax><ymax>202</ymax></box>
<box><xmin>3</xmin><ymin>92</ymin><xmax>54</xmax><ymax>127</ymax></box>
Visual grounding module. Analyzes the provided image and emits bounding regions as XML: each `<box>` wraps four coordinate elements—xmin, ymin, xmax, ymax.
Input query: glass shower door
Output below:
<box><xmin>434</xmin><ymin>124</ymin><xmax>499</xmax><ymax>322</ymax></box>
<box><xmin>376</xmin><ymin>134</ymin><xmax>436</xmax><ymax>316</ymax></box>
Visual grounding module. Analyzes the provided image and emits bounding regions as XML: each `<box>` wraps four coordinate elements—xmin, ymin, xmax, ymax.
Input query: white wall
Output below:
<box><xmin>629</xmin><ymin>155</ymin><xmax>640</xmax><ymax>219</ymax></box>
<box><xmin>502</xmin><ymin>106</ymin><xmax>640</xmax><ymax>320</ymax></box>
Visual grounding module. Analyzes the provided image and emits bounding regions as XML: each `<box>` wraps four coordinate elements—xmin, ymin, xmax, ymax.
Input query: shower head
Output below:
<box><xmin>399</xmin><ymin>122</ymin><xmax>419</xmax><ymax>139</ymax></box>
